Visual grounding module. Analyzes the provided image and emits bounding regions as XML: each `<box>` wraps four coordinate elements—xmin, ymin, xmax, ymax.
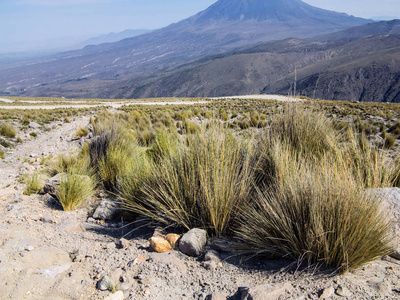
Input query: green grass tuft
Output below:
<box><xmin>0</xmin><ymin>122</ymin><xmax>17</xmax><ymax>138</ymax></box>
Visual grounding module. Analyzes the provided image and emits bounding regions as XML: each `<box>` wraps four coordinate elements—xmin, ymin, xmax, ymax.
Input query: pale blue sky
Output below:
<box><xmin>1</xmin><ymin>0</ymin><xmax>400</xmax><ymax>53</ymax></box>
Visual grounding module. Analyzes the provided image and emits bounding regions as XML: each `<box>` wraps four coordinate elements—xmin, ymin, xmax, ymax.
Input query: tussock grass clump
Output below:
<box><xmin>56</xmin><ymin>172</ymin><xmax>96</xmax><ymax>211</ymax></box>
<box><xmin>236</xmin><ymin>106</ymin><xmax>393</xmax><ymax>272</ymax></box>
<box><xmin>74</xmin><ymin>127</ymin><xmax>89</xmax><ymax>138</ymax></box>
<box><xmin>121</xmin><ymin>124</ymin><xmax>256</xmax><ymax>236</ymax></box>
<box><xmin>24</xmin><ymin>172</ymin><xmax>43</xmax><ymax>195</ymax></box>
<box><xmin>236</xmin><ymin>140</ymin><xmax>391</xmax><ymax>272</ymax></box>
<box><xmin>0</xmin><ymin>122</ymin><xmax>17</xmax><ymax>138</ymax></box>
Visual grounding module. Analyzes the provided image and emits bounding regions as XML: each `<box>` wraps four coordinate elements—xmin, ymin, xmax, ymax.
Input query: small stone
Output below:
<box><xmin>149</xmin><ymin>236</ymin><xmax>172</xmax><ymax>253</ymax></box>
<box><xmin>42</xmin><ymin>263</ymin><xmax>72</xmax><ymax>277</ymax></box>
<box><xmin>319</xmin><ymin>286</ymin><xmax>334</xmax><ymax>299</ymax></box>
<box><xmin>367</xmin><ymin>280</ymin><xmax>391</xmax><ymax>296</ymax></box>
<box><xmin>205</xmin><ymin>292</ymin><xmax>227</xmax><ymax>300</ymax></box>
<box><xmin>204</xmin><ymin>250</ymin><xmax>220</xmax><ymax>262</ymax></box>
<box><xmin>210</xmin><ymin>237</ymin><xmax>233</xmax><ymax>252</ymax></box>
<box><xmin>335</xmin><ymin>285</ymin><xmax>351</xmax><ymax>297</ymax></box>
<box><xmin>132</xmin><ymin>255</ymin><xmax>146</xmax><ymax>265</ymax></box>
<box><xmin>25</xmin><ymin>245</ymin><xmax>34</xmax><ymax>251</ymax></box>
<box><xmin>202</xmin><ymin>260</ymin><xmax>217</xmax><ymax>271</ymax></box>
<box><xmin>40</xmin><ymin>214</ymin><xmax>55</xmax><ymax>223</ymax></box>
<box><xmin>93</xmin><ymin>199</ymin><xmax>120</xmax><ymax>220</ymax></box>
<box><xmin>97</xmin><ymin>275</ymin><xmax>112</xmax><ymax>291</ymax></box>
<box><xmin>28</xmin><ymin>122</ymin><xmax>40</xmax><ymax>129</ymax></box>
<box><xmin>58</xmin><ymin>219</ymin><xmax>85</xmax><ymax>233</ymax></box>
<box><xmin>104</xmin><ymin>291</ymin><xmax>124</xmax><ymax>300</ymax></box>
<box><xmin>239</xmin><ymin>282</ymin><xmax>291</xmax><ymax>300</ymax></box>
<box><xmin>179</xmin><ymin>228</ymin><xmax>207</xmax><ymax>257</ymax></box>
<box><xmin>19</xmin><ymin>252</ymin><xmax>24</xmax><ymax>257</ymax></box>
<box><xmin>118</xmin><ymin>238</ymin><xmax>135</xmax><ymax>249</ymax></box>
<box><xmin>106</xmin><ymin>242</ymin><xmax>116</xmax><ymax>250</ymax></box>
<box><xmin>43</xmin><ymin>173</ymin><xmax>65</xmax><ymax>197</ymax></box>
<box><xmin>138</xmin><ymin>276</ymin><xmax>156</xmax><ymax>285</ymax></box>
<box><xmin>165</xmin><ymin>233</ymin><xmax>181</xmax><ymax>248</ymax></box>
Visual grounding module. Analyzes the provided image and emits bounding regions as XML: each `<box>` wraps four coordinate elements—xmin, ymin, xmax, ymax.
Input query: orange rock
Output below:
<box><xmin>149</xmin><ymin>236</ymin><xmax>172</xmax><ymax>253</ymax></box>
<box><xmin>165</xmin><ymin>233</ymin><xmax>181</xmax><ymax>249</ymax></box>
<box><xmin>133</xmin><ymin>255</ymin><xmax>146</xmax><ymax>264</ymax></box>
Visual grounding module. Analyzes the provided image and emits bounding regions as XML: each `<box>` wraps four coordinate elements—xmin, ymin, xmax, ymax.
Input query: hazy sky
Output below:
<box><xmin>1</xmin><ymin>0</ymin><xmax>400</xmax><ymax>53</ymax></box>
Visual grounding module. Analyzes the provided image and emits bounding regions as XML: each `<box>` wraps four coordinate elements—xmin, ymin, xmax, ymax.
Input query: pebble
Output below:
<box><xmin>97</xmin><ymin>275</ymin><xmax>112</xmax><ymax>291</ymax></box>
<box><xmin>319</xmin><ymin>286</ymin><xmax>334</xmax><ymax>298</ymax></box>
<box><xmin>25</xmin><ymin>245</ymin><xmax>34</xmax><ymax>251</ymax></box>
<box><xmin>335</xmin><ymin>285</ymin><xmax>352</xmax><ymax>297</ymax></box>
<box><xmin>104</xmin><ymin>291</ymin><xmax>124</xmax><ymax>300</ymax></box>
<box><xmin>149</xmin><ymin>236</ymin><xmax>172</xmax><ymax>253</ymax></box>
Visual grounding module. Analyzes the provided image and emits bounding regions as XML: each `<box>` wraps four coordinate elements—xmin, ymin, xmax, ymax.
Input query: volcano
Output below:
<box><xmin>0</xmin><ymin>0</ymin><xmax>371</xmax><ymax>98</ymax></box>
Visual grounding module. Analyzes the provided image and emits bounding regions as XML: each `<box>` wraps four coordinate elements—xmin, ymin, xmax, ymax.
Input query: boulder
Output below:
<box><xmin>179</xmin><ymin>228</ymin><xmax>207</xmax><ymax>257</ymax></box>
<box><xmin>92</xmin><ymin>199</ymin><xmax>120</xmax><ymax>220</ymax></box>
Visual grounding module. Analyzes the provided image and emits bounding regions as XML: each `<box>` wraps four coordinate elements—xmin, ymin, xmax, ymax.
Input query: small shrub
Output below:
<box><xmin>56</xmin><ymin>172</ymin><xmax>96</xmax><ymax>211</ymax></box>
<box><xmin>121</xmin><ymin>124</ymin><xmax>256</xmax><ymax>236</ymax></box>
<box><xmin>0</xmin><ymin>151</ymin><xmax>4</xmax><ymax>159</ymax></box>
<box><xmin>384</xmin><ymin>134</ymin><xmax>396</xmax><ymax>149</ymax></box>
<box><xmin>0</xmin><ymin>122</ymin><xmax>17</xmax><ymax>138</ymax></box>
<box><xmin>29</xmin><ymin>132</ymin><xmax>37</xmax><ymax>138</ymax></box>
<box><xmin>24</xmin><ymin>172</ymin><xmax>43</xmax><ymax>195</ymax></box>
<box><xmin>74</xmin><ymin>127</ymin><xmax>89</xmax><ymax>138</ymax></box>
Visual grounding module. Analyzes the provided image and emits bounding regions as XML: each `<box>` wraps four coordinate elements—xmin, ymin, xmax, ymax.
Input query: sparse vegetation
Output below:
<box><xmin>56</xmin><ymin>172</ymin><xmax>96</xmax><ymax>211</ymax></box>
<box><xmin>74</xmin><ymin>127</ymin><xmax>89</xmax><ymax>138</ymax></box>
<box><xmin>0</xmin><ymin>122</ymin><xmax>17</xmax><ymax>138</ymax></box>
<box><xmin>7</xmin><ymin>96</ymin><xmax>400</xmax><ymax>272</ymax></box>
<box><xmin>24</xmin><ymin>172</ymin><xmax>43</xmax><ymax>195</ymax></box>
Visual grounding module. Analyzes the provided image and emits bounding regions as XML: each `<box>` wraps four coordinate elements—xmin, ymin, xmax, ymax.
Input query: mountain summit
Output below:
<box><xmin>192</xmin><ymin>0</ymin><xmax>364</xmax><ymax>23</ymax></box>
<box><xmin>0</xmin><ymin>0</ymin><xmax>371</xmax><ymax>98</ymax></box>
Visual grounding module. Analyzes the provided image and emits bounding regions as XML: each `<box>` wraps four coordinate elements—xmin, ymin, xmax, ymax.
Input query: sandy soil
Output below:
<box><xmin>1</xmin><ymin>111</ymin><xmax>400</xmax><ymax>300</ymax></box>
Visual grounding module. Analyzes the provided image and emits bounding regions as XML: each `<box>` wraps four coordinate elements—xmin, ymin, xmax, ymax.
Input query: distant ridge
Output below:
<box><xmin>0</xmin><ymin>0</ymin><xmax>371</xmax><ymax>98</ymax></box>
<box><xmin>118</xmin><ymin>20</ymin><xmax>400</xmax><ymax>103</ymax></box>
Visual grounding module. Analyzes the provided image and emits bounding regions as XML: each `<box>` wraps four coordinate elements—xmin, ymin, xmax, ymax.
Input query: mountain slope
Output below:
<box><xmin>0</xmin><ymin>0</ymin><xmax>369</xmax><ymax>98</ymax></box>
<box><xmin>114</xmin><ymin>20</ymin><xmax>400</xmax><ymax>103</ymax></box>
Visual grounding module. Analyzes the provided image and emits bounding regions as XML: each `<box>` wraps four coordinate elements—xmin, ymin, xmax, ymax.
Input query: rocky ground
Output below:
<box><xmin>1</xmin><ymin>111</ymin><xmax>400</xmax><ymax>300</ymax></box>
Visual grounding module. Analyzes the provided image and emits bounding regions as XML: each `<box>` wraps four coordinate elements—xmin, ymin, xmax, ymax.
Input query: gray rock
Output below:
<box><xmin>104</xmin><ymin>291</ymin><xmax>124</xmax><ymax>300</ymax></box>
<box><xmin>118</xmin><ymin>238</ymin><xmax>135</xmax><ymax>249</ymax></box>
<box><xmin>335</xmin><ymin>285</ymin><xmax>351</xmax><ymax>297</ymax></box>
<box><xmin>97</xmin><ymin>275</ymin><xmax>112</xmax><ymax>291</ymax></box>
<box><xmin>210</xmin><ymin>237</ymin><xmax>233</xmax><ymax>252</ymax></box>
<box><xmin>43</xmin><ymin>173</ymin><xmax>66</xmax><ymax>197</ymax></box>
<box><xmin>239</xmin><ymin>282</ymin><xmax>291</xmax><ymax>300</ymax></box>
<box><xmin>205</xmin><ymin>293</ymin><xmax>228</xmax><ymax>300</ymax></box>
<box><xmin>28</xmin><ymin>122</ymin><xmax>40</xmax><ymax>129</ymax></box>
<box><xmin>93</xmin><ymin>199</ymin><xmax>120</xmax><ymax>220</ymax></box>
<box><xmin>367</xmin><ymin>280</ymin><xmax>391</xmax><ymax>297</ymax></box>
<box><xmin>42</xmin><ymin>263</ymin><xmax>72</xmax><ymax>277</ymax></box>
<box><xmin>58</xmin><ymin>219</ymin><xmax>85</xmax><ymax>233</ymax></box>
<box><xmin>319</xmin><ymin>286</ymin><xmax>334</xmax><ymax>299</ymax></box>
<box><xmin>179</xmin><ymin>228</ymin><xmax>207</xmax><ymax>257</ymax></box>
<box><xmin>40</xmin><ymin>214</ymin><xmax>55</xmax><ymax>223</ymax></box>
<box><xmin>25</xmin><ymin>245</ymin><xmax>34</xmax><ymax>251</ymax></box>
<box><xmin>204</xmin><ymin>250</ymin><xmax>220</xmax><ymax>263</ymax></box>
